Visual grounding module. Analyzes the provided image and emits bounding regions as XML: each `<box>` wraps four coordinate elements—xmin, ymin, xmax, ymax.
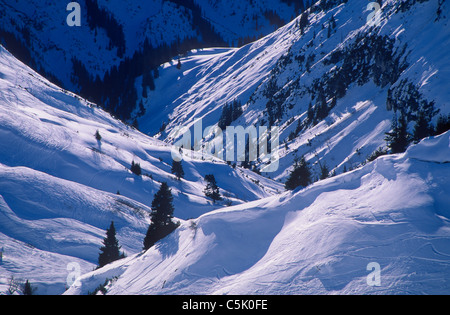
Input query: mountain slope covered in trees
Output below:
<box><xmin>139</xmin><ymin>0</ymin><xmax>449</xmax><ymax>184</ymax></box>
<box><xmin>0</xmin><ymin>0</ymin><xmax>308</xmax><ymax>122</ymax></box>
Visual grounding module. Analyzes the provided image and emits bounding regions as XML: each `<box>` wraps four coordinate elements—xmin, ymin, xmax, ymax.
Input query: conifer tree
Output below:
<box><xmin>385</xmin><ymin>111</ymin><xmax>410</xmax><ymax>154</ymax></box>
<box><xmin>131</xmin><ymin>161</ymin><xmax>142</xmax><ymax>176</ymax></box>
<box><xmin>231</xmin><ymin>100</ymin><xmax>243</xmax><ymax>121</ymax></box>
<box><xmin>435</xmin><ymin>114</ymin><xmax>450</xmax><ymax>135</ymax></box>
<box><xmin>285</xmin><ymin>156</ymin><xmax>312</xmax><ymax>190</ymax></box>
<box><xmin>95</xmin><ymin>129</ymin><xmax>102</xmax><ymax>141</ymax></box>
<box><xmin>412</xmin><ymin>100</ymin><xmax>438</xmax><ymax>142</ymax></box>
<box><xmin>143</xmin><ymin>182</ymin><xmax>178</xmax><ymax>250</ymax></box>
<box><xmin>320</xmin><ymin>163</ymin><xmax>330</xmax><ymax>180</ymax></box>
<box><xmin>23</xmin><ymin>280</ymin><xmax>33</xmax><ymax>295</ymax></box>
<box><xmin>98</xmin><ymin>221</ymin><xmax>125</xmax><ymax>268</ymax></box>
<box><xmin>299</xmin><ymin>11</ymin><xmax>309</xmax><ymax>35</ymax></box>
<box><xmin>412</xmin><ymin>110</ymin><xmax>434</xmax><ymax>143</ymax></box>
<box><xmin>204</xmin><ymin>174</ymin><xmax>222</xmax><ymax>204</ymax></box>
<box><xmin>171</xmin><ymin>160</ymin><xmax>185</xmax><ymax>181</ymax></box>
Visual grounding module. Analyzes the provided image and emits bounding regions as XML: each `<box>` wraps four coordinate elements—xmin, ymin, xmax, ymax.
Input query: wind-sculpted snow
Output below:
<box><xmin>0</xmin><ymin>45</ymin><xmax>282</xmax><ymax>294</ymax></box>
<box><xmin>1</xmin><ymin>0</ymin><xmax>450</xmax><ymax>296</ymax></box>
<box><xmin>65</xmin><ymin>132</ymin><xmax>450</xmax><ymax>295</ymax></box>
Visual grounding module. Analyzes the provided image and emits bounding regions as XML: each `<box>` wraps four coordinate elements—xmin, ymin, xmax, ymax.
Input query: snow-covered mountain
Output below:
<box><xmin>1</xmin><ymin>0</ymin><xmax>450</xmax><ymax>296</ymax></box>
<box><xmin>0</xmin><ymin>0</ymin><xmax>307</xmax><ymax>121</ymax></box>
<box><xmin>65</xmin><ymin>131</ymin><xmax>450</xmax><ymax>295</ymax></box>
<box><xmin>0</xmin><ymin>44</ymin><xmax>281</xmax><ymax>294</ymax></box>
<box><xmin>139</xmin><ymin>0</ymin><xmax>450</xmax><ymax>182</ymax></box>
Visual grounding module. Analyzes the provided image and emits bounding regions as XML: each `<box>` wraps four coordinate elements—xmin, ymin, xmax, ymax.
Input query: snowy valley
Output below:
<box><xmin>0</xmin><ymin>44</ymin><xmax>281</xmax><ymax>294</ymax></box>
<box><xmin>1</xmin><ymin>0</ymin><xmax>450</xmax><ymax>296</ymax></box>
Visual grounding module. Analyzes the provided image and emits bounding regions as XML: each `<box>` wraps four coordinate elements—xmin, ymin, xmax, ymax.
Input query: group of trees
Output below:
<box><xmin>71</xmin><ymin>0</ymin><xmax>229</xmax><ymax>124</ymax></box>
<box><xmin>131</xmin><ymin>158</ymin><xmax>222</xmax><ymax>204</ymax></box>
<box><xmin>218</xmin><ymin>100</ymin><xmax>244</xmax><ymax>130</ymax></box>
<box><xmin>384</xmin><ymin>80</ymin><xmax>448</xmax><ymax>154</ymax></box>
<box><xmin>3</xmin><ymin>276</ymin><xmax>35</xmax><ymax>295</ymax></box>
<box><xmin>85</xmin><ymin>0</ymin><xmax>126</xmax><ymax>58</ymax></box>
<box><xmin>98</xmin><ymin>182</ymin><xmax>178</xmax><ymax>268</ymax></box>
<box><xmin>99</xmin><ymin>171</ymin><xmax>225</xmax><ymax>268</ymax></box>
<box><xmin>385</xmin><ymin>111</ymin><xmax>450</xmax><ymax>154</ymax></box>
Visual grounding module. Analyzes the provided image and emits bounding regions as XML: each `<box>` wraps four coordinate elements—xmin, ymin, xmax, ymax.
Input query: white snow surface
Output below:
<box><xmin>0</xmin><ymin>44</ymin><xmax>281</xmax><ymax>294</ymax></box>
<box><xmin>1</xmin><ymin>0</ymin><xmax>450</xmax><ymax>295</ymax></box>
<box><xmin>140</xmin><ymin>0</ymin><xmax>450</xmax><ymax>182</ymax></box>
<box><xmin>0</xmin><ymin>0</ymin><xmax>301</xmax><ymax>89</ymax></box>
<box><xmin>65</xmin><ymin>132</ymin><xmax>450</xmax><ymax>295</ymax></box>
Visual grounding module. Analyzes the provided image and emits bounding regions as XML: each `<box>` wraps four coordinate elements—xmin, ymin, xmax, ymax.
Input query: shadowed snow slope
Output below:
<box><xmin>65</xmin><ymin>132</ymin><xmax>450</xmax><ymax>295</ymax></box>
<box><xmin>0</xmin><ymin>45</ymin><xmax>282</xmax><ymax>295</ymax></box>
<box><xmin>140</xmin><ymin>0</ymin><xmax>450</xmax><ymax>183</ymax></box>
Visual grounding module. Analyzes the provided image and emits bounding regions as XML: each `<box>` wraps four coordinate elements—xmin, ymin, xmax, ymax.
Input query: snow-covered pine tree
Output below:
<box><xmin>171</xmin><ymin>160</ymin><xmax>185</xmax><ymax>181</ymax></box>
<box><xmin>204</xmin><ymin>174</ymin><xmax>222</xmax><ymax>204</ymax></box>
<box><xmin>285</xmin><ymin>156</ymin><xmax>312</xmax><ymax>190</ymax></box>
<box><xmin>320</xmin><ymin>163</ymin><xmax>330</xmax><ymax>180</ymax></box>
<box><xmin>385</xmin><ymin>111</ymin><xmax>410</xmax><ymax>154</ymax></box>
<box><xmin>131</xmin><ymin>161</ymin><xmax>142</xmax><ymax>176</ymax></box>
<box><xmin>98</xmin><ymin>221</ymin><xmax>125</xmax><ymax>268</ymax></box>
<box><xmin>143</xmin><ymin>182</ymin><xmax>178</xmax><ymax>250</ymax></box>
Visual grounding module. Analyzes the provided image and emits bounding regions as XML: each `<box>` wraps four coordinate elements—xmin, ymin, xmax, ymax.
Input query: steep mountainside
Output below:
<box><xmin>138</xmin><ymin>0</ymin><xmax>449</xmax><ymax>183</ymax></box>
<box><xmin>1</xmin><ymin>0</ymin><xmax>449</xmax><ymax>296</ymax></box>
<box><xmin>66</xmin><ymin>132</ymin><xmax>450</xmax><ymax>295</ymax></box>
<box><xmin>0</xmin><ymin>44</ymin><xmax>282</xmax><ymax>294</ymax></box>
<box><xmin>0</xmin><ymin>0</ymin><xmax>307</xmax><ymax>121</ymax></box>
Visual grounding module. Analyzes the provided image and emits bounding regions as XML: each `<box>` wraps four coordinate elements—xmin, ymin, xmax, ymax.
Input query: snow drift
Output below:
<box><xmin>65</xmin><ymin>132</ymin><xmax>450</xmax><ymax>295</ymax></box>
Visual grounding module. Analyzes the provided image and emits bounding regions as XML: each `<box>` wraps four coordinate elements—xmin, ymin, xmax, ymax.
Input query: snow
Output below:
<box><xmin>140</xmin><ymin>0</ymin><xmax>450</xmax><ymax>183</ymax></box>
<box><xmin>0</xmin><ymin>44</ymin><xmax>281</xmax><ymax>294</ymax></box>
<box><xmin>65</xmin><ymin>132</ymin><xmax>450</xmax><ymax>295</ymax></box>
<box><xmin>1</xmin><ymin>0</ymin><xmax>449</xmax><ymax>295</ymax></box>
<box><xmin>0</xmin><ymin>0</ymin><xmax>301</xmax><ymax>90</ymax></box>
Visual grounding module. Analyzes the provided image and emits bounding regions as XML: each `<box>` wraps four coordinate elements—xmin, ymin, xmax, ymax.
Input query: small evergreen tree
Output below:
<box><xmin>231</xmin><ymin>100</ymin><xmax>243</xmax><ymax>121</ymax></box>
<box><xmin>319</xmin><ymin>163</ymin><xmax>330</xmax><ymax>180</ymax></box>
<box><xmin>285</xmin><ymin>156</ymin><xmax>312</xmax><ymax>190</ymax></box>
<box><xmin>23</xmin><ymin>280</ymin><xmax>33</xmax><ymax>295</ymax></box>
<box><xmin>98</xmin><ymin>221</ymin><xmax>125</xmax><ymax>269</ymax></box>
<box><xmin>385</xmin><ymin>111</ymin><xmax>410</xmax><ymax>154</ymax></box>
<box><xmin>171</xmin><ymin>160</ymin><xmax>185</xmax><ymax>181</ymax></box>
<box><xmin>143</xmin><ymin>182</ymin><xmax>178</xmax><ymax>250</ymax></box>
<box><xmin>131</xmin><ymin>161</ymin><xmax>142</xmax><ymax>176</ymax></box>
<box><xmin>435</xmin><ymin>114</ymin><xmax>450</xmax><ymax>135</ymax></box>
<box><xmin>412</xmin><ymin>110</ymin><xmax>434</xmax><ymax>143</ymax></box>
<box><xmin>218</xmin><ymin>103</ymin><xmax>232</xmax><ymax>130</ymax></box>
<box><xmin>132</xmin><ymin>118</ymin><xmax>139</xmax><ymax>130</ymax></box>
<box><xmin>307</xmin><ymin>103</ymin><xmax>314</xmax><ymax>124</ymax></box>
<box><xmin>95</xmin><ymin>129</ymin><xmax>102</xmax><ymax>141</ymax></box>
<box><xmin>299</xmin><ymin>11</ymin><xmax>309</xmax><ymax>34</ymax></box>
<box><xmin>412</xmin><ymin>100</ymin><xmax>438</xmax><ymax>143</ymax></box>
<box><xmin>204</xmin><ymin>174</ymin><xmax>222</xmax><ymax>204</ymax></box>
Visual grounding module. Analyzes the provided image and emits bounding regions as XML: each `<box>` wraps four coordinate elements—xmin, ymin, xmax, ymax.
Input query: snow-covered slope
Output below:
<box><xmin>0</xmin><ymin>44</ymin><xmax>282</xmax><ymax>294</ymax></box>
<box><xmin>2</xmin><ymin>0</ymin><xmax>449</xmax><ymax>296</ymax></box>
<box><xmin>65</xmin><ymin>131</ymin><xmax>450</xmax><ymax>295</ymax></box>
<box><xmin>139</xmin><ymin>0</ymin><xmax>450</xmax><ymax>182</ymax></box>
<box><xmin>0</xmin><ymin>0</ymin><xmax>302</xmax><ymax>89</ymax></box>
